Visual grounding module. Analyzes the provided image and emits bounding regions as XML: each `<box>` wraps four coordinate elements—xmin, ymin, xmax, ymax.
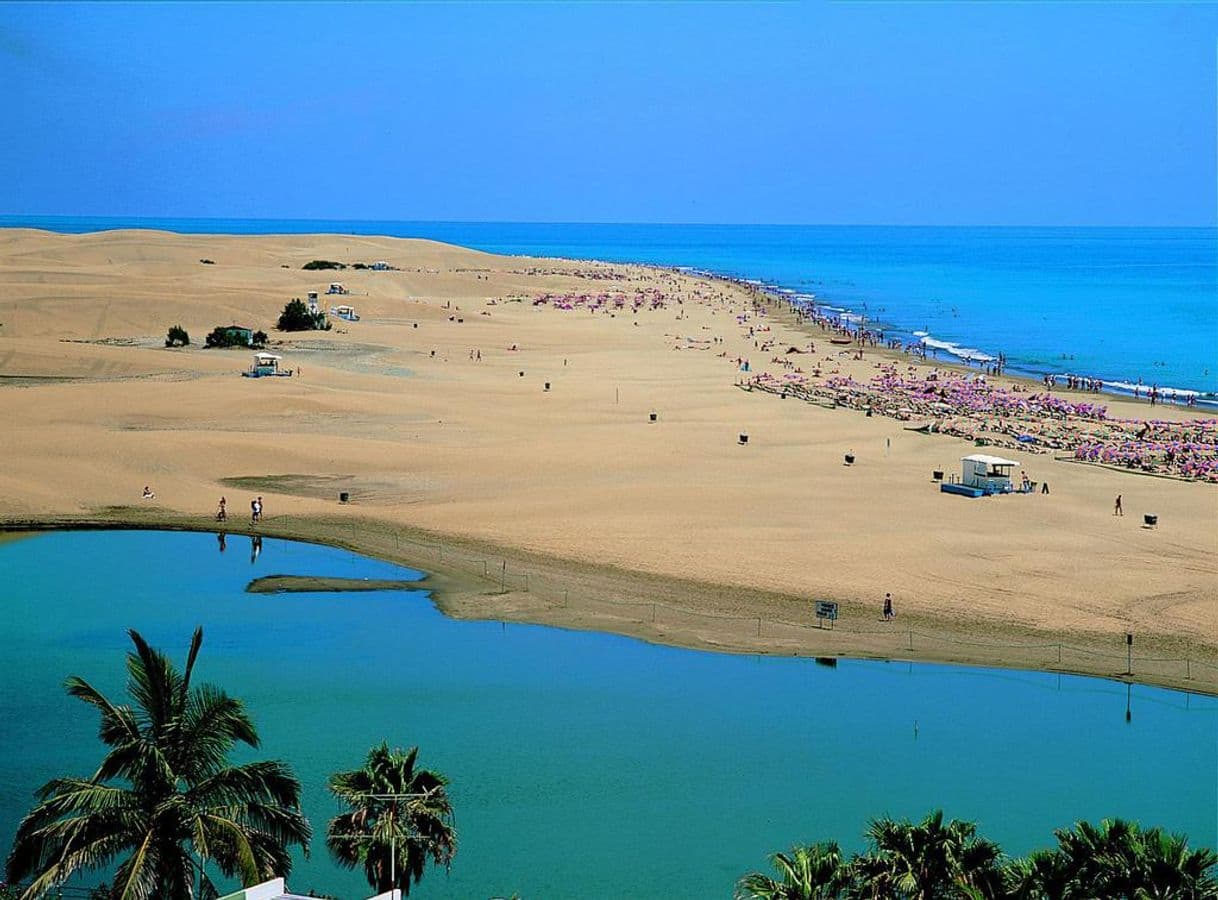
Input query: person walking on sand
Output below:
<box><xmin>216</xmin><ymin>496</ymin><xmax>227</xmax><ymax>522</ymax></box>
<box><xmin>1114</xmin><ymin>494</ymin><xmax>1123</xmax><ymax>516</ymax></box>
<box><xmin>883</xmin><ymin>593</ymin><xmax>895</xmax><ymax>621</ymax></box>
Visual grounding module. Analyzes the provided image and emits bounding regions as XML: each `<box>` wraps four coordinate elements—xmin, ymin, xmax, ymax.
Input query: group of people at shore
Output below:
<box><xmin>521</xmin><ymin>270</ymin><xmax>1217</xmax><ymax>483</ymax></box>
<box><xmin>213</xmin><ymin>495</ymin><xmax>265</xmax><ymax>524</ymax></box>
<box><xmin>744</xmin><ymin>362</ymin><xmax>1218</xmax><ymax>482</ymax></box>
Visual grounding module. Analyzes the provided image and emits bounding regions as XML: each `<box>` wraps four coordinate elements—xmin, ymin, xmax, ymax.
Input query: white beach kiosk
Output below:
<box><xmin>242</xmin><ymin>352</ymin><xmax>292</xmax><ymax>378</ymax></box>
<box><xmin>941</xmin><ymin>453</ymin><xmax>1019</xmax><ymax>497</ymax></box>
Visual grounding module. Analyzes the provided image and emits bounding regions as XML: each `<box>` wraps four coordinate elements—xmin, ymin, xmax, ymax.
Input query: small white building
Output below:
<box><xmin>219</xmin><ymin>877</ymin><xmax>399</xmax><ymax>900</ymax></box>
<box><xmin>372</xmin><ymin>260</ymin><xmax>389</xmax><ymax>271</ymax></box>
<box><xmin>244</xmin><ymin>352</ymin><xmax>289</xmax><ymax>378</ymax></box>
<box><xmin>331</xmin><ymin>303</ymin><xmax>360</xmax><ymax>322</ymax></box>
<box><xmin>961</xmin><ymin>454</ymin><xmax>1018</xmax><ymax>493</ymax></box>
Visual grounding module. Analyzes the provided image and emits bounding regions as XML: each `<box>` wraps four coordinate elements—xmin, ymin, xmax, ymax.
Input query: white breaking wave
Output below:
<box><xmin>918</xmin><ymin>335</ymin><xmax>996</xmax><ymax>363</ymax></box>
<box><xmin>1104</xmin><ymin>380</ymin><xmax>1203</xmax><ymax>399</ymax></box>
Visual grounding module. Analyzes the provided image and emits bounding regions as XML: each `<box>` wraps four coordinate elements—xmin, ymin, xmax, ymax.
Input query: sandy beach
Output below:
<box><xmin>1</xmin><ymin>228</ymin><xmax>1214</xmax><ymax>694</ymax></box>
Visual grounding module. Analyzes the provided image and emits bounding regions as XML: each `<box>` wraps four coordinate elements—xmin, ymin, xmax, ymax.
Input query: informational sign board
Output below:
<box><xmin>815</xmin><ymin>600</ymin><xmax>839</xmax><ymax>621</ymax></box>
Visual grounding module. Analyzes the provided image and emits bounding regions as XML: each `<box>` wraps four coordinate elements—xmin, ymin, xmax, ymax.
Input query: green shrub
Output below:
<box><xmin>165</xmin><ymin>325</ymin><xmax>190</xmax><ymax>347</ymax></box>
<box><xmin>204</xmin><ymin>327</ymin><xmax>252</xmax><ymax>349</ymax></box>
<box><xmin>252</xmin><ymin>330</ymin><xmax>268</xmax><ymax>347</ymax></box>
<box><xmin>302</xmin><ymin>259</ymin><xmax>345</xmax><ymax>270</ymax></box>
<box><xmin>277</xmin><ymin>298</ymin><xmax>329</xmax><ymax>332</ymax></box>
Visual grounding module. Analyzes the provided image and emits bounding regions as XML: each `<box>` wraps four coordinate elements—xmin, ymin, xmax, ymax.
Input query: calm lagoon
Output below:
<box><xmin>0</xmin><ymin>531</ymin><xmax>1212</xmax><ymax>898</ymax></box>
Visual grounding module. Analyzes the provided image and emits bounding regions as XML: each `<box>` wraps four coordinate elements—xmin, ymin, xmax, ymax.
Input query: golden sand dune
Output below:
<box><xmin>1</xmin><ymin>228</ymin><xmax>1214</xmax><ymax>691</ymax></box>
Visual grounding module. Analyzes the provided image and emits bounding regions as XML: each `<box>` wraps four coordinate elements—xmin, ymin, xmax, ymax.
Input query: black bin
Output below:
<box><xmin>1144</xmin><ymin>514</ymin><xmax>1158</xmax><ymax>527</ymax></box>
<box><xmin>739</xmin><ymin>433</ymin><xmax>749</xmax><ymax>445</ymax></box>
<box><xmin>649</xmin><ymin>412</ymin><xmax>657</xmax><ymax>422</ymax></box>
<box><xmin>339</xmin><ymin>491</ymin><xmax>350</xmax><ymax>503</ymax></box>
<box><xmin>932</xmin><ymin>470</ymin><xmax>944</xmax><ymax>481</ymax></box>
<box><xmin>844</xmin><ymin>453</ymin><xmax>855</xmax><ymax>465</ymax></box>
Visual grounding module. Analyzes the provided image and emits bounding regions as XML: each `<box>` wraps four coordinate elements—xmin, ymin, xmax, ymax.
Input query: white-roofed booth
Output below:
<box><xmin>242</xmin><ymin>352</ymin><xmax>292</xmax><ymax>378</ymax></box>
<box><xmin>941</xmin><ymin>453</ymin><xmax>1020</xmax><ymax>497</ymax></box>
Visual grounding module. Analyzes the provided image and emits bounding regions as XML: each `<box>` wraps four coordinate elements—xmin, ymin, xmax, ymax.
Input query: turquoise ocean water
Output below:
<box><xmin>2</xmin><ymin>216</ymin><xmax>1215</xmax><ymax>399</ymax></box>
<box><xmin>0</xmin><ymin>532</ymin><xmax>1212</xmax><ymax>898</ymax></box>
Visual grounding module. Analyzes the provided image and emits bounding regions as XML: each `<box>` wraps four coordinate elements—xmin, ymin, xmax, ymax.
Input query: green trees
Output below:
<box><xmin>4</xmin><ymin>629</ymin><xmax>310</xmax><ymax>900</ymax></box>
<box><xmin>738</xmin><ymin>812</ymin><xmax>1218</xmax><ymax>900</ymax></box>
<box><xmin>165</xmin><ymin>325</ymin><xmax>190</xmax><ymax>347</ymax></box>
<box><xmin>325</xmin><ymin>743</ymin><xmax>457</xmax><ymax>897</ymax></box>
<box><xmin>277</xmin><ymin>298</ymin><xmax>329</xmax><ymax>332</ymax></box>
<box><xmin>302</xmin><ymin>260</ymin><xmax>345</xmax><ymax>271</ymax></box>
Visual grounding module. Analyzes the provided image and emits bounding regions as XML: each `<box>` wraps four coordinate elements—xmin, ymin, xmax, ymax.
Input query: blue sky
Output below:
<box><xmin>2</xmin><ymin>2</ymin><xmax>1215</xmax><ymax>225</ymax></box>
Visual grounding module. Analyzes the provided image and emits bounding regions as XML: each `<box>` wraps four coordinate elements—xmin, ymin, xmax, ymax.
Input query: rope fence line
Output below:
<box><xmin>4</xmin><ymin>516</ymin><xmax>1208</xmax><ymax>691</ymax></box>
<box><xmin>3</xmin><ymin>518</ymin><xmax>1210</xmax><ymax>692</ymax></box>
<box><xmin>253</xmin><ymin>519</ymin><xmax>1218</xmax><ymax>692</ymax></box>
<box><xmin>81</xmin><ymin>512</ymin><xmax>1218</xmax><ymax>690</ymax></box>
<box><xmin>373</xmin><ymin>523</ymin><xmax>1215</xmax><ymax>688</ymax></box>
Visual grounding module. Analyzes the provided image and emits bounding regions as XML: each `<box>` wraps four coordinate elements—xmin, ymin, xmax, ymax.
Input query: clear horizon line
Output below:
<box><xmin>0</xmin><ymin>213</ymin><xmax>1214</xmax><ymax>230</ymax></box>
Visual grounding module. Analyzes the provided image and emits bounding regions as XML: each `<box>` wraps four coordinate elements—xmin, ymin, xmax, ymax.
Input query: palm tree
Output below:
<box><xmin>735</xmin><ymin>842</ymin><xmax>851</xmax><ymax>899</ymax></box>
<box><xmin>859</xmin><ymin>810</ymin><xmax>1003</xmax><ymax>899</ymax></box>
<box><xmin>1053</xmin><ymin>817</ymin><xmax>1140</xmax><ymax>897</ymax></box>
<box><xmin>1002</xmin><ymin>848</ymin><xmax>1075</xmax><ymax>900</ymax></box>
<box><xmin>326</xmin><ymin>743</ymin><xmax>456</xmax><ymax>896</ymax></box>
<box><xmin>5</xmin><ymin>628</ymin><xmax>310</xmax><ymax>900</ymax></box>
<box><xmin>1137</xmin><ymin>827</ymin><xmax>1218</xmax><ymax>899</ymax></box>
<box><xmin>1053</xmin><ymin>818</ymin><xmax>1218</xmax><ymax>899</ymax></box>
